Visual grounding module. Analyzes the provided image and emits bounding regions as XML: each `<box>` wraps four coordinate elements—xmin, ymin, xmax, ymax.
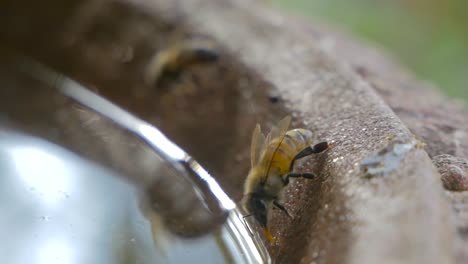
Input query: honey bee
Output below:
<box><xmin>242</xmin><ymin>116</ymin><xmax>331</xmax><ymax>242</ymax></box>
<box><xmin>145</xmin><ymin>38</ymin><xmax>220</xmax><ymax>86</ymax></box>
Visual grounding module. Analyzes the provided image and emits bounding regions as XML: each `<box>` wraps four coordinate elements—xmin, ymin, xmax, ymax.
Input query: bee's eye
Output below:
<box><xmin>250</xmin><ymin>197</ymin><xmax>267</xmax><ymax>227</ymax></box>
<box><xmin>192</xmin><ymin>48</ymin><xmax>220</xmax><ymax>62</ymax></box>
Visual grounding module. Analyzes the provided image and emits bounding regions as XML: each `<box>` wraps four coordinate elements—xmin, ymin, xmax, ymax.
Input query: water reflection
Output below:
<box><xmin>0</xmin><ymin>131</ymin><xmax>237</xmax><ymax>263</ymax></box>
<box><xmin>37</xmin><ymin>239</ymin><xmax>75</xmax><ymax>264</ymax></box>
<box><xmin>11</xmin><ymin>146</ymin><xmax>72</xmax><ymax>208</ymax></box>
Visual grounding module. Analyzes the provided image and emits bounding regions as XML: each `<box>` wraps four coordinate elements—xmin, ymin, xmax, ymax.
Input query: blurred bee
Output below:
<box><xmin>145</xmin><ymin>38</ymin><xmax>220</xmax><ymax>86</ymax></box>
<box><xmin>242</xmin><ymin>116</ymin><xmax>331</xmax><ymax>242</ymax></box>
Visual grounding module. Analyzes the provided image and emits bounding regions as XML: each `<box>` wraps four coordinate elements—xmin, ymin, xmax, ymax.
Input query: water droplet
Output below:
<box><xmin>40</xmin><ymin>216</ymin><xmax>51</xmax><ymax>221</ymax></box>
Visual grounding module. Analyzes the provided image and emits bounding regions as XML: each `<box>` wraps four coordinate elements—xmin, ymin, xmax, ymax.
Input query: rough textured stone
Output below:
<box><xmin>433</xmin><ymin>154</ymin><xmax>468</xmax><ymax>191</ymax></box>
<box><xmin>2</xmin><ymin>0</ymin><xmax>467</xmax><ymax>263</ymax></box>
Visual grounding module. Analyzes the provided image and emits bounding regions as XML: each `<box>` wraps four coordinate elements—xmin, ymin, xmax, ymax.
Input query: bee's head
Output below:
<box><xmin>245</xmin><ymin>193</ymin><xmax>268</xmax><ymax>227</ymax></box>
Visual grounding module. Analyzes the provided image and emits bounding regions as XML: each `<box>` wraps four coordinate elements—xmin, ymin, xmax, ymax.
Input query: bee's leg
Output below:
<box><xmin>273</xmin><ymin>200</ymin><xmax>292</xmax><ymax>218</ymax></box>
<box><xmin>312</xmin><ymin>141</ymin><xmax>331</xmax><ymax>153</ymax></box>
<box><xmin>289</xmin><ymin>141</ymin><xmax>330</xmax><ymax>171</ymax></box>
<box><xmin>284</xmin><ymin>172</ymin><xmax>316</xmax><ymax>182</ymax></box>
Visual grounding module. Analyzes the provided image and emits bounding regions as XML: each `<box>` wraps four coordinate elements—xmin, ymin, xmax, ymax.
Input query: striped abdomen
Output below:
<box><xmin>263</xmin><ymin>128</ymin><xmax>314</xmax><ymax>176</ymax></box>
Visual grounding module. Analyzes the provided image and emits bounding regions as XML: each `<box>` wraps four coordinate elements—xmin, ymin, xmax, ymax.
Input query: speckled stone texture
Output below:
<box><xmin>2</xmin><ymin>0</ymin><xmax>468</xmax><ymax>263</ymax></box>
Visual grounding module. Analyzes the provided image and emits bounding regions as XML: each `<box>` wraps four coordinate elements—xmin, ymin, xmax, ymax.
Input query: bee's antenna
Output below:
<box><xmin>273</xmin><ymin>200</ymin><xmax>292</xmax><ymax>219</ymax></box>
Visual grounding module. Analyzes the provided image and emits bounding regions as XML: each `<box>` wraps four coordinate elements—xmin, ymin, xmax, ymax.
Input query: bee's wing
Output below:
<box><xmin>259</xmin><ymin>116</ymin><xmax>292</xmax><ymax>182</ymax></box>
<box><xmin>266</xmin><ymin>116</ymin><xmax>291</xmax><ymax>143</ymax></box>
<box><xmin>250</xmin><ymin>124</ymin><xmax>266</xmax><ymax>168</ymax></box>
<box><xmin>275</xmin><ymin>116</ymin><xmax>292</xmax><ymax>138</ymax></box>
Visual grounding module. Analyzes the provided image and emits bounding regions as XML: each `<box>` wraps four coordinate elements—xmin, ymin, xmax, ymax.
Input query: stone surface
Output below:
<box><xmin>433</xmin><ymin>154</ymin><xmax>468</xmax><ymax>191</ymax></box>
<box><xmin>2</xmin><ymin>0</ymin><xmax>468</xmax><ymax>263</ymax></box>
